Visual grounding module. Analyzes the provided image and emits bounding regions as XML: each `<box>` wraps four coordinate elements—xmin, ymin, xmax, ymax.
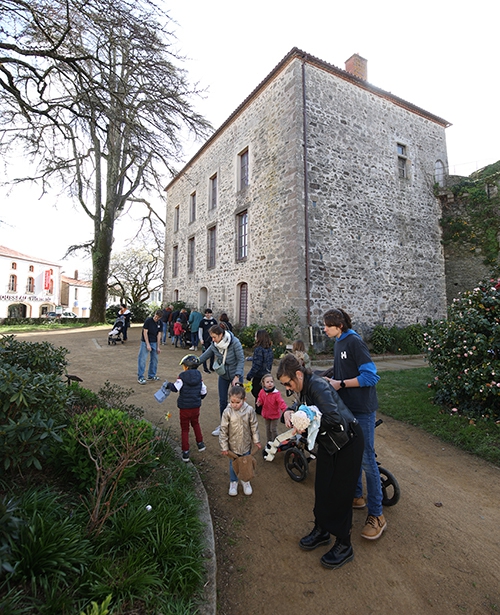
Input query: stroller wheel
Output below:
<box><xmin>284</xmin><ymin>447</ymin><xmax>308</xmax><ymax>482</ymax></box>
<box><xmin>379</xmin><ymin>466</ymin><xmax>401</xmax><ymax>506</ymax></box>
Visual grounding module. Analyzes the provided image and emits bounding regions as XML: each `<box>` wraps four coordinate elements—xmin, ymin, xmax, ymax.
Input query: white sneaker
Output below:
<box><xmin>189</xmin><ymin>346</ymin><xmax>195</xmax><ymax>350</ymax></box>
<box><xmin>241</xmin><ymin>480</ymin><xmax>253</xmax><ymax>496</ymax></box>
<box><xmin>229</xmin><ymin>481</ymin><xmax>238</xmax><ymax>496</ymax></box>
<box><xmin>211</xmin><ymin>425</ymin><xmax>220</xmax><ymax>436</ymax></box>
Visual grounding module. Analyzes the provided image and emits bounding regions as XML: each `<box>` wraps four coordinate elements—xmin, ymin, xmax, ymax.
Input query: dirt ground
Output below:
<box><xmin>17</xmin><ymin>325</ymin><xmax>500</xmax><ymax>615</ymax></box>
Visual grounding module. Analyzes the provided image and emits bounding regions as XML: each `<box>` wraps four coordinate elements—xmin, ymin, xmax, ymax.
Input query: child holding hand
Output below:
<box><xmin>256</xmin><ymin>374</ymin><xmax>288</xmax><ymax>443</ymax></box>
<box><xmin>220</xmin><ymin>385</ymin><xmax>261</xmax><ymax>496</ymax></box>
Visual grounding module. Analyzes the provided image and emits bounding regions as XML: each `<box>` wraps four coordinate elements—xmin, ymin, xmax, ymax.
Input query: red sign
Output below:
<box><xmin>44</xmin><ymin>270</ymin><xmax>51</xmax><ymax>291</ymax></box>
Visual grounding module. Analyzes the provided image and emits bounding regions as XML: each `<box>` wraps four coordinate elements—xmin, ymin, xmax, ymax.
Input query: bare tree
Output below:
<box><xmin>108</xmin><ymin>247</ymin><xmax>162</xmax><ymax>305</ymax></box>
<box><xmin>0</xmin><ymin>0</ymin><xmax>210</xmax><ymax>322</ymax></box>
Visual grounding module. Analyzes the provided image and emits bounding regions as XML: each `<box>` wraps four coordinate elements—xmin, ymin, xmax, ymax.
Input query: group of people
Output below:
<box><xmin>137</xmin><ymin>304</ymin><xmax>386</xmax><ymax>571</ymax></box>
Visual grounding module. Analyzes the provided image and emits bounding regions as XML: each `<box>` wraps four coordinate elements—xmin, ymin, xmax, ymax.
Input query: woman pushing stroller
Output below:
<box><xmin>277</xmin><ymin>354</ymin><xmax>364</xmax><ymax>570</ymax></box>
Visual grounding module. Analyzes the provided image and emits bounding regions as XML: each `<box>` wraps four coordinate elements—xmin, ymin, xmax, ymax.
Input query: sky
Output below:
<box><xmin>1</xmin><ymin>0</ymin><xmax>498</xmax><ymax>276</ymax></box>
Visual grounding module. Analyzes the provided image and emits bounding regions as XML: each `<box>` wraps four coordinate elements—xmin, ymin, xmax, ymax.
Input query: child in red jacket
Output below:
<box><xmin>256</xmin><ymin>374</ymin><xmax>288</xmax><ymax>444</ymax></box>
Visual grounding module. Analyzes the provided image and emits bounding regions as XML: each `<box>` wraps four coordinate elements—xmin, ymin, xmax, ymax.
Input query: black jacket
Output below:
<box><xmin>300</xmin><ymin>372</ymin><xmax>356</xmax><ymax>428</ymax></box>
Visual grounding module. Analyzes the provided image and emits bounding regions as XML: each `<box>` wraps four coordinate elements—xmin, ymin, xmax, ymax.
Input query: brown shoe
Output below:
<box><xmin>361</xmin><ymin>514</ymin><xmax>387</xmax><ymax>540</ymax></box>
<box><xmin>353</xmin><ymin>497</ymin><xmax>366</xmax><ymax>509</ymax></box>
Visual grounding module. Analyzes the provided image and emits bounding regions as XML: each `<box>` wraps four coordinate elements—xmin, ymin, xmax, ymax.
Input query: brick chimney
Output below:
<box><xmin>74</xmin><ymin>270</ymin><xmax>78</xmax><ymax>280</ymax></box>
<box><xmin>345</xmin><ymin>53</ymin><xmax>367</xmax><ymax>81</ymax></box>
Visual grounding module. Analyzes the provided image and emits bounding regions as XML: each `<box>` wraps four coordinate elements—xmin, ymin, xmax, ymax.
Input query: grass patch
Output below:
<box><xmin>0</xmin><ymin>322</ymin><xmax>102</xmax><ymax>334</ymax></box>
<box><xmin>378</xmin><ymin>367</ymin><xmax>500</xmax><ymax>466</ymax></box>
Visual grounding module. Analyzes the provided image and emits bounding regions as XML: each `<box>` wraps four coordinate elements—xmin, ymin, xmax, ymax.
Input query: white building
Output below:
<box><xmin>61</xmin><ymin>272</ymin><xmax>92</xmax><ymax>317</ymax></box>
<box><xmin>0</xmin><ymin>246</ymin><xmax>61</xmax><ymax>318</ymax></box>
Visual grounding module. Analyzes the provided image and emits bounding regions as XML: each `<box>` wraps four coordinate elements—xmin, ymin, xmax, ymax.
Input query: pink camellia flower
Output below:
<box><xmin>451</xmin><ymin>408</ymin><xmax>458</xmax><ymax>412</ymax></box>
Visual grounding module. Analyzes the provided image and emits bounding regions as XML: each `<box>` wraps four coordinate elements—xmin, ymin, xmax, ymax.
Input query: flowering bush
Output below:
<box><xmin>425</xmin><ymin>277</ymin><xmax>500</xmax><ymax>420</ymax></box>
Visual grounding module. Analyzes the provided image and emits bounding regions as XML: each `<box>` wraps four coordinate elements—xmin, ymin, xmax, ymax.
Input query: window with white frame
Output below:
<box><xmin>190</xmin><ymin>192</ymin><xmax>196</xmax><ymax>223</ymax></box>
<box><xmin>8</xmin><ymin>274</ymin><xmax>17</xmax><ymax>291</ymax></box>
<box><xmin>187</xmin><ymin>237</ymin><xmax>195</xmax><ymax>273</ymax></box>
<box><xmin>172</xmin><ymin>245</ymin><xmax>179</xmax><ymax>278</ymax></box>
<box><xmin>239</xmin><ymin>148</ymin><xmax>249</xmax><ymax>190</ymax></box>
<box><xmin>236</xmin><ymin>210</ymin><xmax>248</xmax><ymax>261</ymax></box>
<box><xmin>397</xmin><ymin>143</ymin><xmax>408</xmax><ymax>179</ymax></box>
<box><xmin>26</xmin><ymin>277</ymin><xmax>35</xmax><ymax>293</ymax></box>
<box><xmin>209</xmin><ymin>174</ymin><xmax>218</xmax><ymax>209</ymax></box>
<box><xmin>174</xmin><ymin>205</ymin><xmax>180</xmax><ymax>232</ymax></box>
<box><xmin>207</xmin><ymin>225</ymin><xmax>216</xmax><ymax>269</ymax></box>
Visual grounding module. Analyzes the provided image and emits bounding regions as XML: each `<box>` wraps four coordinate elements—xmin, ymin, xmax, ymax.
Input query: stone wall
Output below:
<box><xmin>303</xmin><ymin>62</ymin><xmax>448</xmax><ymax>332</ymax></box>
<box><xmin>165</xmin><ymin>60</ymin><xmax>310</xmax><ymax>327</ymax></box>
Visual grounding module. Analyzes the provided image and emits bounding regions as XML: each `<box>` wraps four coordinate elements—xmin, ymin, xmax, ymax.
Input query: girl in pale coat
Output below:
<box><xmin>219</xmin><ymin>385</ymin><xmax>261</xmax><ymax>496</ymax></box>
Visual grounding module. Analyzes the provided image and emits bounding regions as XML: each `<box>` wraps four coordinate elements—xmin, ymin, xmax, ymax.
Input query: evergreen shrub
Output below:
<box><xmin>0</xmin><ymin>334</ymin><xmax>68</xmax><ymax>375</ymax></box>
<box><xmin>0</xmin><ymin>364</ymin><xmax>69</xmax><ymax>471</ymax></box>
<box><xmin>425</xmin><ymin>277</ymin><xmax>500</xmax><ymax>420</ymax></box>
<box><xmin>59</xmin><ymin>408</ymin><xmax>159</xmax><ymax>490</ymax></box>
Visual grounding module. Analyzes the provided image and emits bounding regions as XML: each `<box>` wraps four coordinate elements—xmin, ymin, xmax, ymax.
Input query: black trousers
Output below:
<box><xmin>313</xmin><ymin>421</ymin><xmax>364</xmax><ymax>540</ymax></box>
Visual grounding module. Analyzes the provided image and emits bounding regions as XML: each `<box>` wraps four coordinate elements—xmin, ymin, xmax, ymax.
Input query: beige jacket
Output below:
<box><xmin>219</xmin><ymin>401</ymin><xmax>260</xmax><ymax>455</ymax></box>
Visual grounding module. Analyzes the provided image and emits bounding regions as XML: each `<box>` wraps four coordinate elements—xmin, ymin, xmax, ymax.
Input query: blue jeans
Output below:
<box><xmin>229</xmin><ymin>450</ymin><xmax>250</xmax><ymax>482</ymax></box>
<box><xmin>162</xmin><ymin>322</ymin><xmax>168</xmax><ymax>343</ymax></box>
<box><xmin>191</xmin><ymin>331</ymin><xmax>199</xmax><ymax>347</ymax></box>
<box><xmin>138</xmin><ymin>342</ymin><xmax>158</xmax><ymax>379</ymax></box>
<box><xmin>354</xmin><ymin>411</ymin><xmax>383</xmax><ymax>517</ymax></box>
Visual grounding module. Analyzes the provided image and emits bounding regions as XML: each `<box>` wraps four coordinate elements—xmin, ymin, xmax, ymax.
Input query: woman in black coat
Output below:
<box><xmin>277</xmin><ymin>354</ymin><xmax>364</xmax><ymax>569</ymax></box>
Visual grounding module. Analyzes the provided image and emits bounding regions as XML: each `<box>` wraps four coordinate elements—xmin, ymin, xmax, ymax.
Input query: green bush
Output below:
<box><xmin>369</xmin><ymin>323</ymin><xmax>426</xmax><ymax>355</ymax></box>
<box><xmin>0</xmin><ymin>364</ymin><xmax>68</xmax><ymax>472</ymax></box>
<box><xmin>425</xmin><ymin>277</ymin><xmax>500</xmax><ymax>420</ymax></box>
<box><xmin>0</xmin><ymin>496</ymin><xmax>22</xmax><ymax>574</ymax></box>
<box><xmin>66</xmin><ymin>381</ymin><xmax>144</xmax><ymax>420</ymax></box>
<box><xmin>59</xmin><ymin>408</ymin><xmax>159</xmax><ymax>491</ymax></box>
<box><xmin>0</xmin><ymin>334</ymin><xmax>69</xmax><ymax>375</ymax></box>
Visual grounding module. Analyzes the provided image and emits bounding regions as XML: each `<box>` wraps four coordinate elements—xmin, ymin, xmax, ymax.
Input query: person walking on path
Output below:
<box><xmin>199</xmin><ymin>324</ymin><xmax>245</xmax><ymax>436</ymax></box>
<box><xmin>118</xmin><ymin>303</ymin><xmax>132</xmax><ymax>342</ymax></box>
<box><xmin>277</xmin><ymin>353</ymin><xmax>364</xmax><ymax>570</ymax></box>
<box><xmin>323</xmin><ymin>307</ymin><xmax>386</xmax><ymax>541</ymax></box>
<box><xmin>246</xmin><ymin>329</ymin><xmax>274</xmax><ymax>400</ymax></box>
<box><xmin>165</xmin><ymin>354</ymin><xmax>207</xmax><ymax>463</ymax></box>
<box><xmin>188</xmin><ymin>309</ymin><xmax>204</xmax><ymax>350</ymax></box>
<box><xmin>160</xmin><ymin>305</ymin><xmax>173</xmax><ymax>344</ymax></box>
<box><xmin>198</xmin><ymin>309</ymin><xmax>217</xmax><ymax>373</ymax></box>
<box><xmin>137</xmin><ymin>310</ymin><xmax>162</xmax><ymax>385</ymax></box>
<box><xmin>219</xmin><ymin>384</ymin><xmax>261</xmax><ymax>496</ymax></box>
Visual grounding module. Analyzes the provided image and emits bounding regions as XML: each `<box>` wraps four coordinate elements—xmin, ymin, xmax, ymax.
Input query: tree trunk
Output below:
<box><xmin>89</xmin><ymin>208</ymin><xmax>115</xmax><ymax>324</ymax></box>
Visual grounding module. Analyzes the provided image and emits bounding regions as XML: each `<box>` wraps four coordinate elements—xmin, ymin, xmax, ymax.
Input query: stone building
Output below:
<box><xmin>163</xmin><ymin>48</ymin><xmax>450</xmax><ymax>341</ymax></box>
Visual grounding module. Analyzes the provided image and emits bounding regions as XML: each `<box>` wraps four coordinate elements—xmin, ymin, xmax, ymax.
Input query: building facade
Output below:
<box><xmin>0</xmin><ymin>246</ymin><xmax>61</xmax><ymax>318</ymax></box>
<box><xmin>60</xmin><ymin>272</ymin><xmax>92</xmax><ymax>317</ymax></box>
<box><xmin>164</xmin><ymin>49</ymin><xmax>450</xmax><ymax>339</ymax></box>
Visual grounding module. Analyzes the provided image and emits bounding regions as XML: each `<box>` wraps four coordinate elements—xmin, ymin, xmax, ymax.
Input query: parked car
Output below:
<box><xmin>44</xmin><ymin>312</ymin><xmax>60</xmax><ymax>319</ymax></box>
<box><xmin>61</xmin><ymin>311</ymin><xmax>77</xmax><ymax>318</ymax></box>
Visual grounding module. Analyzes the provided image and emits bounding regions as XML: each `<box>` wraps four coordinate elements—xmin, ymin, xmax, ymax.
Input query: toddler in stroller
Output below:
<box><xmin>108</xmin><ymin>316</ymin><xmax>125</xmax><ymax>345</ymax></box>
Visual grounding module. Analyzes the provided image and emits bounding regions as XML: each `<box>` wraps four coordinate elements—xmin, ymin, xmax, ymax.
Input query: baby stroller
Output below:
<box><xmin>108</xmin><ymin>316</ymin><xmax>125</xmax><ymax>345</ymax></box>
<box><xmin>264</xmin><ymin>418</ymin><xmax>400</xmax><ymax>507</ymax></box>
